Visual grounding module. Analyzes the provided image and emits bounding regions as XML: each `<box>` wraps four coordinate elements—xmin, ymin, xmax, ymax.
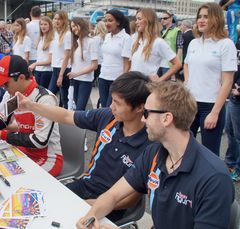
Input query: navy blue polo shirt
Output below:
<box><xmin>73</xmin><ymin>108</ymin><xmax>150</xmax><ymax>198</ymax></box>
<box><xmin>124</xmin><ymin>133</ymin><xmax>234</xmax><ymax>229</ymax></box>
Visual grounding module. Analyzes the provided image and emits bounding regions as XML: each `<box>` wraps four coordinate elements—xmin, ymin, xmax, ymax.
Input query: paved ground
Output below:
<box><xmin>84</xmin><ymin>86</ymin><xmax>240</xmax><ymax>228</ymax></box>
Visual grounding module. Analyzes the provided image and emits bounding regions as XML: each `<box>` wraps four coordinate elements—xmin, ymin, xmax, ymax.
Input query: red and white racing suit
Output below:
<box><xmin>1</xmin><ymin>79</ymin><xmax>63</xmax><ymax>176</ymax></box>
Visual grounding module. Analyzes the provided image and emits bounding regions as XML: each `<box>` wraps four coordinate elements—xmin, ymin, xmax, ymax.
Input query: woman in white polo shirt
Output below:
<box><xmin>99</xmin><ymin>9</ymin><xmax>132</xmax><ymax>107</ymax></box>
<box><xmin>184</xmin><ymin>3</ymin><xmax>237</xmax><ymax>156</ymax></box>
<box><xmin>29</xmin><ymin>16</ymin><xmax>54</xmax><ymax>89</ymax></box>
<box><xmin>67</xmin><ymin>18</ymin><xmax>98</xmax><ymax>111</ymax></box>
<box><xmin>12</xmin><ymin>18</ymin><xmax>31</xmax><ymax>63</ymax></box>
<box><xmin>131</xmin><ymin>8</ymin><xmax>181</xmax><ymax>81</ymax></box>
<box><xmin>48</xmin><ymin>10</ymin><xmax>71</xmax><ymax>109</ymax></box>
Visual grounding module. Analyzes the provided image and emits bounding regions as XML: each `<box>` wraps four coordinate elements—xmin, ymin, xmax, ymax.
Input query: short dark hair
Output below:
<box><xmin>106</xmin><ymin>9</ymin><xmax>130</xmax><ymax>34</ymax></box>
<box><xmin>110</xmin><ymin>71</ymin><xmax>150</xmax><ymax>109</ymax></box>
<box><xmin>30</xmin><ymin>6</ymin><xmax>41</xmax><ymax>17</ymax></box>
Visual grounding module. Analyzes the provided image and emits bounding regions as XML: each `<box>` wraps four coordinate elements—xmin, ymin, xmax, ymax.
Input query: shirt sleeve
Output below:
<box><xmin>157</xmin><ymin>38</ymin><xmax>176</xmax><ymax>62</ymax></box>
<box><xmin>24</xmin><ymin>36</ymin><xmax>32</xmax><ymax>52</ymax></box>
<box><xmin>90</xmin><ymin>38</ymin><xmax>99</xmax><ymax>61</ymax></box>
<box><xmin>121</xmin><ymin>34</ymin><xmax>133</xmax><ymax>58</ymax></box>
<box><xmin>63</xmin><ymin>31</ymin><xmax>72</xmax><ymax>50</ymax></box>
<box><xmin>221</xmin><ymin>38</ymin><xmax>238</xmax><ymax>72</ymax></box>
<box><xmin>194</xmin><ymin>173</ymin><xmax>234</xmax><ymax>229</ymax></box>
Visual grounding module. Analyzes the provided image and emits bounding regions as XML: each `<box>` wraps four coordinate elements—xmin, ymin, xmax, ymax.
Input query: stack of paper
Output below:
<box><xmin>0</xmin><ymin>188</ymin><xmax>46</xmax><ymax>229</ymax></box>
<box><xmin>0</xmin><ymin>161</ymin><xmax>25</xmax><ymax>177</ymax></box>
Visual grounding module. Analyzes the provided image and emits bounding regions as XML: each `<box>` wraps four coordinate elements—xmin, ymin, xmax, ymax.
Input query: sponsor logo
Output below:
<box><xmin>148</xmin><ymin>172</ymin><xmax>159</xmax><ymax>190</ymax></box>
<box><xmin>18</xmin><ymin>123</ymin><xmax>35</xmax><ymax>131</ymax></box>
<box><xmin>0</xmin><ymin>67</ymin><xmax>5</xmax><ymax>73</ymax></box>
<box><xmin>175</xmin><ymin>192</ymin><xmax>192</xmax><ymax>208</ymax></box>
<box><xmin>99</xmin><ymin>129</ymin><xmax>112</xmax><ymax>144</ymax></box>
<box><xmin>36</xmin><ymin>119</ymin><xmax>44</xmax><ymax>129</ymax></box>
<box><xmin>121</xmin><ymin>154</ymin><xmax>133</xmax><ymax>168</ymax></box>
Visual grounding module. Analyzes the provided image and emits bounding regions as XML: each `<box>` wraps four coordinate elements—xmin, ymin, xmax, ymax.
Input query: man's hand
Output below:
<box><xmin>67</xmin><ymin>71</ymin><xmax>79</xmax><ymax>79</ymax></box>
<box><xmin>57</xmin><ymin>75</ymin><xmax>63</xmax><ymax>87</ymax></box>
<box><xmin>29</xmin><ymin>63</ymin><xmax>36</xmax><ymax>72</ymax></box>
<box><xmin>76</xmin><ymin>215</ymin><xmax>99</xmax><ymax>229</ymax></box>
<box><xmin>15</xmin><ymin>92</ymin><xmax>32</xmax><ymax>111</ymax></box>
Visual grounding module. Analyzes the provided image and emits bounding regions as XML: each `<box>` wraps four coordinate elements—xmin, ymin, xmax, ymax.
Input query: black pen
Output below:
<box><xmin>0</xmin><ymin>174</ymin><xmax>10</xmax><ymax>187</ymax></box>
<box><xmin>84</xmin><ymin>217</ymin><xmax>95</xmax><ymax>228</ymax></box>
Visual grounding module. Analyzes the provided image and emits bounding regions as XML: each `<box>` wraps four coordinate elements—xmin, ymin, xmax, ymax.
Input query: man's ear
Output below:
<box><xmin>135</xmin><ymin>103</ymin><xmax>144</xmax><ymax>113</ymax></box>
<box><xmin>162</xmin><ymin>112</ymin><xmax>174</xmax><ymax>127</ymax></box>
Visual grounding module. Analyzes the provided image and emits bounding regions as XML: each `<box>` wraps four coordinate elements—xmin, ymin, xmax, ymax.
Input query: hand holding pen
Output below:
<box><xmin>0</xmin><ymin>174</ymin><xmax>11</xmax><ymax>187</ymax></box>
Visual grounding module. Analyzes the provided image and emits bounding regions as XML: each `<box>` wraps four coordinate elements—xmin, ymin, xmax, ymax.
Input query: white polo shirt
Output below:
<box><xmin>185</xmin><ymin>37</ymin><xmax>237</xmax><ymax>103</ymax></box>
<box><xmin>93</xmin><ymin>35</ymin><xmax>104</xmax><ymax>65</ymax></box>
<box><xmin>35</xmin><ymin>38</ymin><xmax>53</xmax><ymax>72</ymax></box>
<box><xmin>13</xmin><ymin>36</ymin><xmax>31</xmax><ymax>59</ymax></box>
<box><xmin>27</xmin><ymin>20</ymin><xmax>40</xmax><ymax>61</ymax></box>
<box><xmin>71</xmin><ymin>37</ymin><xmax>99</xmax><ymax>82</ymax></box>
<box><xmin>51</xmin><ymin>31</ymin><xmax>71</xmax><ymax>68</ymax></box>
<box><xmin>99</xmin><ymin>29</ymin><xmax>132</xmax><ymax>81</ymax></box>
<box><xmin>131</xmin><ymin>37</ymin><xmax>176</xmax><ymax>76</ymax></box>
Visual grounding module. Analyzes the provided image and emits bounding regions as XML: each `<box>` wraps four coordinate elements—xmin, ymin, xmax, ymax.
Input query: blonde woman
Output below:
<box><xmin>184</xmin><ymin>3</ymin><xmax>237</xmax><ymax>156</ymax></box>
<box><xmin>12</xmin><ymin>18</ymin><xmax>31</xmax><ymax>63</ymax></box>
<box><xmin>93</xmin><ymin>20</ymin><xmax>107</xmax><ymax>82</ymax></box>
<box><xmin>29</xmin><ymin>16</ymin><xmax>54</xmax><ymax>88</ymax></box>
<box><xmin>67</xmin><ymin>18</ymin><xmax>98</xmax><ymax>111</ymax></box>
<box><xmin>48</xmin><ymin>10</ymin><xmax>71</xmax><ymax>108</ymax></box>
<box><xmin>131</xmin><ymin>8</ymin><xmax>181</xmax><ymax>81</ymax></box>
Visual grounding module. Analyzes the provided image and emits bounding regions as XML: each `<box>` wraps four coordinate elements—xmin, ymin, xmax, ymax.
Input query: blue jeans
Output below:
<box><xmin>225</xmin><ymin>101</ymin><xmax>240</xmax><ymax>173</ymax></box>
<box><xmin>190</xmin><ymin>102</ymin><xmax>225</xmax><ymax>156</ymax></box>
<box><xmin>73</xmin><ymin>80</ymin><xmax>92</xmax><ymax>111</ymax></box>
<box><xmin>48</xmin><ymin>67</ymin><xmax>70</xmax><ymax>108</ymax></box>
<box><xmin>35</xmin><ymin>71</ymin><xmax>52</xmax><ymax>89</ymax></box>
<box><xmin>227</xmin><ymin>8</ymin><xmax>240</xmax><ymax>44</ymax></box>
<box><xmin>98</xmin><ymin>78</ymin><xmax>113</xmax><ymax>107</ymax></box>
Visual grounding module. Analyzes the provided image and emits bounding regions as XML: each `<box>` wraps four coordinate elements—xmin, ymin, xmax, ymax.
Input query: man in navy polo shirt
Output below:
<box><xmin>76</xmin><ymin>81</ymin><xmax>234</xmax><ymax>229</ymax></box>
<box><xmin>16</xmin><ymin>71</ymin><xmax>151</xmax><ymax>222</ymax></box>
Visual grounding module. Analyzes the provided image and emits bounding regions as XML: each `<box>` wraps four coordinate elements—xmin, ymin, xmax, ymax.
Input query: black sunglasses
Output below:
<box><xmin>161</xmin><ymin>16</ymin><xmax>171</xmax><ymax>20</ymax></box>
<box><xmin>143</xmin><ymin>109</ymin><xmax>169</xmax><ymax>119</ymax></box>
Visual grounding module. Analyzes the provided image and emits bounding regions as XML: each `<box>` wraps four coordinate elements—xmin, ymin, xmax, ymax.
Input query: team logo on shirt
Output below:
<box><xmin>121</xmin><ymin>154</ymin><xmax>134</xmax><ymax>168</ymax></box>
<box><xmin>148</xmin><ymin>172</ymin><xmax>159</xmax><ymax>190</ymax></box>
<box><xmin>100</xmin><ymin>129</ymin><xmax>112</xmax><ymax>144</ymax></box>
<box><xmin>175</xmin><ymin>191</ymin><xmax>193</xmax><ymax>208</ymax></box>
<box><xmin>36</xmin><ymin>118</ymin><xmax>44</xmax><ymax>129</ymax></box>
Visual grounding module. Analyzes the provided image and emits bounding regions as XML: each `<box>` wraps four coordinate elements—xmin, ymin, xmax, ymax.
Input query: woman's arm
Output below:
<box><xmin>123</xmin><ymin>57</ymin><xmax>131</xmax><ymax>73</ymax></box>
<box><xmin>67</xmin><ymin>60</ymin><xmax>98</xmax><ymax>79</ymax></box>
<box><xmin>57</xmin><ymin>49</ymin><xmax>71</xmax><ymax>87</ymax></box>
<box><xmin>183</xmin><ymin>64</ymin><xmax>189</xmax><ymax>82</ymax></box>
<box><xmin>29</xmin><ymin>53</ymin><xmax>52</xmax><ymax>72</ymax></box>
<box><xmin>204</xmin><ymin>71</ymin><xmax>234</xmax><ymax>129</ymax></box>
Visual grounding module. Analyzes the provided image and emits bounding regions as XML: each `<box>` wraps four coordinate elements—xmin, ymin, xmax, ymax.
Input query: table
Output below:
<box><xmin>0</xmin><ymin>147</ymin><xmax>113</xmax><ymax>228</ymax></box>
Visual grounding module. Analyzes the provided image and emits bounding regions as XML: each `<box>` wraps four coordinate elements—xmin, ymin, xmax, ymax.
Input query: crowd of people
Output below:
<box><xmin>0</xmin><ymin>2</ymin><xmax>239</xmax><ymax>229</ymax></box>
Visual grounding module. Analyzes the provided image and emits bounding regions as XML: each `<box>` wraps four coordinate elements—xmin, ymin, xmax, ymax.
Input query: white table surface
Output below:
<box><xmin>0</xmin><ymin>153</ymin><xmax>112</xmax><ymax>228</ymax></box>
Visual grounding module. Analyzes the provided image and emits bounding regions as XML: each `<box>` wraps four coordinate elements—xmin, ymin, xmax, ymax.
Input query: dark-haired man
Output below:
<box><xmin>16</xmin><ymin>71</ymin><xmax>151</xmax><ymax>222</ymax></box>
<box><xmin>0</xmin><ymin>55</ymin><xmax>63</xmax><ymax>177</ymax></box>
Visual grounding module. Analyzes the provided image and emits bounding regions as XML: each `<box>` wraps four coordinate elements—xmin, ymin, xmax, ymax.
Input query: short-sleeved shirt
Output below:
<box><xmin>71</xmin><ymin>37</ymin><xmax>99</xmax><ymax>82</ymax></box>
<box><xmin>51</xmin><ymin>31</ymin><xmax>71</xmax><ymax>68</ymax></box>
<box><xmin>185</xmin><ymin>37</ymin><xmax>237</xmax><ymax>103</ymax></box>
<box><xmin>73</xmin><ymin>108</ymin><xmax>150</xmax><ymax>197</ymax></box>
<box><xmin>99</xmin><ymin>29</ymin><xmax>132</xmax><ymax>81</ymax></box>
<box><xmin>131</xmin><ymin>37</ymin><xmax>176</xmax><ymax>76</ymax></box>
<box><xmin>124</xmin><ymin>133</ymin><xmax>234</xmax><ymax>229</ymax></box>
<box><xmin>13</xmin><ymin>36</ymin><xmax>31</xmax><ymax>58</ymax></box>
<box><xmin>0</xmin><ymin>30</ymin><xmax>13</xmax><ymax>53</ymax></box>
<box><xmin>35</xmin><ymin>38</ymin><xmax>53</xmax><ymax>72</ymax></box>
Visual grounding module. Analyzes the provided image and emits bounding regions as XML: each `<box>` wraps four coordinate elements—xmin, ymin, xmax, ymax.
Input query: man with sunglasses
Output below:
<box><xmin>158</xmin><ymin>10</ymin><xmax>183</xmax><ymax>80</ymax></box>
<box><xmin>76</xmin><ymin>81</ymin><xmax>234</xmax><ymax>229</ymax></box>
<box><xmin>0</xmin><ymin>55</ymin><xmax>63</xmax><ymax>177</ymax></box>
<box><xmin>15</xmin><ymin>71</ymin><xmax>151</xmax><ymax>222</ymax></box>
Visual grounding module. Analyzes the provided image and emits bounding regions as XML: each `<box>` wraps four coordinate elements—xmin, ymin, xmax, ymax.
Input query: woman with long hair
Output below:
<box><xmin>93</xmin><ymin>20</ymin><xmax>107</xmax><ymax>83</ymax></box>
<box><xmin>98</xmin><ymin>9</ymin><xmax>132</xmax><ymax>107</ymax></box>
<box><xmin>48</xmin><ymin>10</ymin><xmax>71</xmax><ymax>108</ymax></box>
<box><xmin>184</xmin><ymin>3</ymin><xmax>237</xmax><ymax>156</ymax></box>
<box><xmin>67</xmin><ymin>17</ymin><xmax>98</xmax><ymax>111</ymax></box>
<box><xmin>12</xmin><ymin>18</ymin><xmax>31</xmax><ymax>63</ymax></box>
<box><xmin>29</xmin><ymin>16</ymin><xmax>54</xmax><ymax>88</ymax></box>
<box><xmin>131</xmin><ymin>8</ymin><xmax>181</xmax><ymax>81</ymax></box>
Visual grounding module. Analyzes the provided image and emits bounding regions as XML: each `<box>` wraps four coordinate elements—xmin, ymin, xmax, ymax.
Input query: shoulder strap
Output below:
<box><xmin>1</xmin><ymin>34</ymin><xmax>11</xmax><ymax>46</ymax></box>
